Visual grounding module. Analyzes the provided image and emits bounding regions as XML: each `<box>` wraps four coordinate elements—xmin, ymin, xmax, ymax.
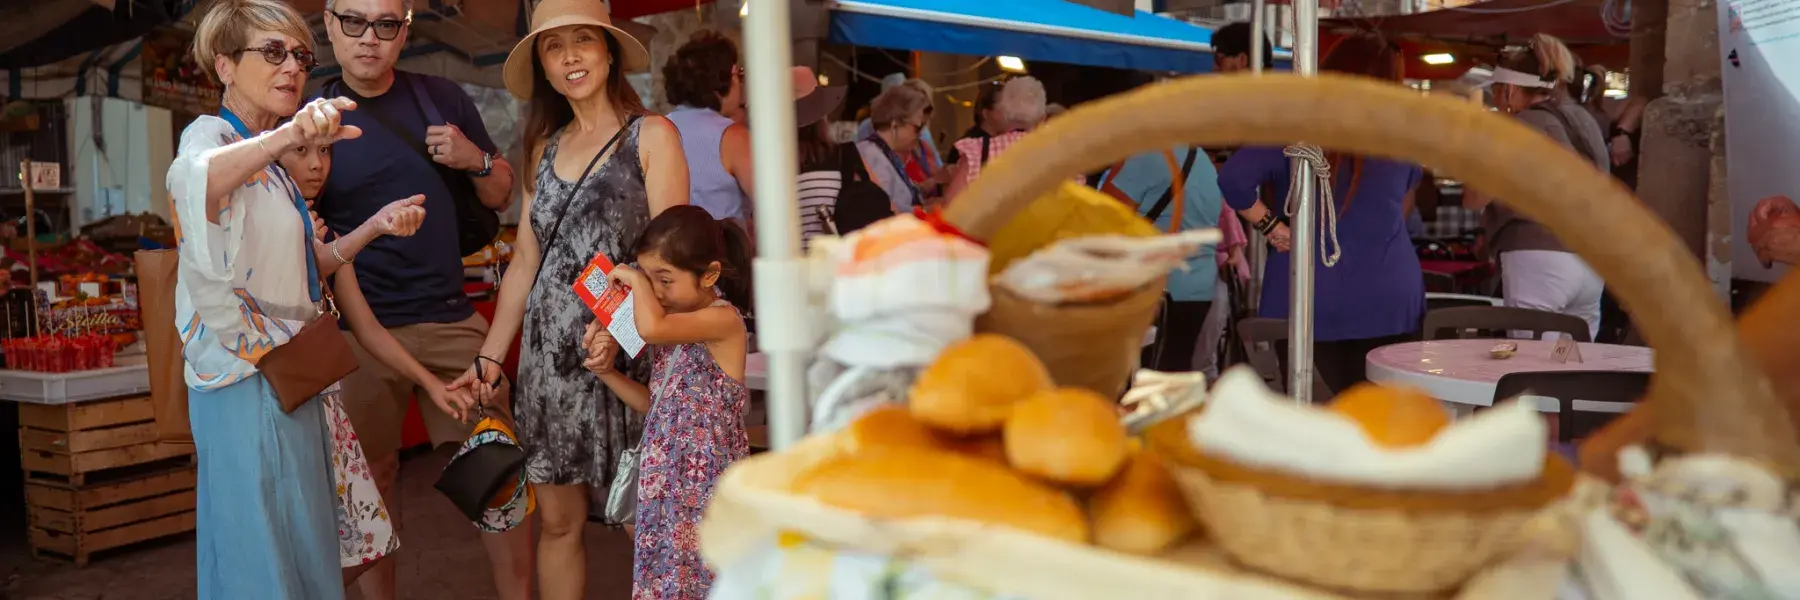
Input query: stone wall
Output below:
<box><xmin>1636</xmin><ymin>0</ymin><xmax>1722</xmax><ymax>266</ymax></box>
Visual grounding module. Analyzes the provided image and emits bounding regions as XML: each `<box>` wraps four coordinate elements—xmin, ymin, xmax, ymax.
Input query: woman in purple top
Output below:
<box><xmin>1218</xmin><ymin>34</ymin><xmax>1425</xmax><ymax>396</ymax></box>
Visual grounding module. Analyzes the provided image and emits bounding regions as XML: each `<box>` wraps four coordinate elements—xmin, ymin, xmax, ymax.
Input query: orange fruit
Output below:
<box><xmin>1327</xmin><ymin>383</ymin><xmax>1450</xmax><ymax>448</ymax></box>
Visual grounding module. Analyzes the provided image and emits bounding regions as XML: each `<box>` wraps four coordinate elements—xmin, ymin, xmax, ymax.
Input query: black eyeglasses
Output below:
<box><xmin>231</xmin><ymin>43</ymin><xmax>317</xmax><ymax>71</ymax></box>
<box><xmin>330</xmin><ymin>10</ymin><xmax>409</xmax><ymax>41</ymax></box>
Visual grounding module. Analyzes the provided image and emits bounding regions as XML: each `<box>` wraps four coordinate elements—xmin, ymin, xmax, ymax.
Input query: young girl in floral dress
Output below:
<box><xmin>584</xmin><ymin>205</ymin><xmax>751</xmax><ymax>599</ymax></box>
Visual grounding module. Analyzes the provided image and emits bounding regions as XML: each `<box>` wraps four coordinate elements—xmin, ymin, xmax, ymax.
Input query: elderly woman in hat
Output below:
<box><xmin>444</xmin><ymin>0</ymin><xmax>687</xmax><ymax>598</ymax></box>
<box><xmin>169</xmin><ymin>0</ymin><xmax>426</xmax><ymax>597</ymax></box>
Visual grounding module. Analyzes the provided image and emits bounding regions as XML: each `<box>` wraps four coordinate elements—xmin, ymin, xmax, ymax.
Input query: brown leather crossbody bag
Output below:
<box><xmin>256</xmin><ymin>281</ymin><xmax>358</xmax><ymax>413</ymax></box>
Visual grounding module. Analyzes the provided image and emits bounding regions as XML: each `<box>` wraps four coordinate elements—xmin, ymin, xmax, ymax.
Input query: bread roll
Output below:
<box><xmin>1328</xmin><ymin>383</ymin><xmax>1450</xmax><ymax>448</ymax></box>
<box><xmin>1089</xmin><ymin>450</ymin><xmax>1196</xmax><ymax>555</ymax></box>
<box><xmin>910</xmin><ymin>334</ymin><xmax>1053</xmax><ymax>434</ymax></box>
<box><xmin>794</xmin><ymin>447</ymin><xmax>1090</xmax><ymax>543</ymax></box>
<box><xmin>935</xmin><ymin>433</ymin><xmax>1009</xmax><ymax>465</ymax></box>
<box><xmin>1004</xmin><ymin>388</ymin><xmax>1129</xmax><ymax>487</ymax></box>
<box><xmin>840</xmin><ymin>405</ymin><xmax>944</xmax><ymax>453</ymax></box>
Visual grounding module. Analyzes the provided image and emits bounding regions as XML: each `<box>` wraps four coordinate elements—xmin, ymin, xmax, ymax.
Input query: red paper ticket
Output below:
<box><xmin>572</xmin><ymin>252</ymin><xmax>645</xmax><ymax>357</ymax></box>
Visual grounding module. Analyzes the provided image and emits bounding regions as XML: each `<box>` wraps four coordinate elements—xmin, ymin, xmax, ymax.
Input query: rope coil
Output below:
<box><xmin>1282</xmin><ymin>144</ymin><xmax>1343</xmax><ymax>267</ymax></box>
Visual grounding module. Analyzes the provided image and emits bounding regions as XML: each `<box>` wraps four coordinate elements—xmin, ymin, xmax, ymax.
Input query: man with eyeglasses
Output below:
<box><xmin>311</xmin><ymin>2</ymin><xmax>528</xmax><ymax>600</ymax></box>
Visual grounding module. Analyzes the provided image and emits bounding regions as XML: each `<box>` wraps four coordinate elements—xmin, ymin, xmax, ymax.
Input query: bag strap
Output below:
<box><xmin>1527</xmin><ymin>104</ymin><xmax>1604</xmax><ymax>168</ymax></box>
<box><xmin>531</xmin><ymin>116</ymin><xmax>640</xmax><ymax>283</ymax></box>
<box><xmin>838</xmin><ymin>142</ymin><xmax>872</xmax><ymax>183</ymax></box>
<box><xmin>402</xmin><ymin>72</ymin><xmax>444</xmax><ymax>126</ymax></box>
<box><xmin>1144</xmin><ymin>147</ymin><xmax>1200</xmax><ymax>229</ymax></box>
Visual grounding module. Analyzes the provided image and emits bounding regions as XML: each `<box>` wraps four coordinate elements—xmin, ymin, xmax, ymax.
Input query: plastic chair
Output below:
<box><xmin>1491</xmin><ymin>370</ymin><xmax>1649</xmax><ymax>443</ymax></box>
<box><xmin>1422</xmin><ymin>306</ymin><xmax>1592</xmax><ymax>343</ymax></box>
<box><xmin>1425</xmin><ymin>293</ymin><xmax>1503</xmax><ymax>312</ymax></box>
<box><xmin>1235</xmin><ymin>317</ymin><xmax>1333</xmax><ymax>401</ymax></box>
<box><xmin>1423</xmin><ymin>270</ymin><xmax>1459</xmax><ymax>294</ymax></box>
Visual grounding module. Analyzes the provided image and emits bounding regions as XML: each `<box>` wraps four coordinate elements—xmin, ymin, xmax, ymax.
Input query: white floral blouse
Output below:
<box><xmin>168</xmin><ymin>114</ymin><xmax>397</xmax><ymax>567</ymax></box>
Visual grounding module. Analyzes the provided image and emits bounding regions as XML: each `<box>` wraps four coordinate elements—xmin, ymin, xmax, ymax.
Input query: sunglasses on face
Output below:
<box><xmin>232</xmin><ymin>42</ymin><xmax>317</xmax><ymax>71</ymax></box>
<box><xmin>330</xmin><ymin>11</ymin><xmax>408</xmax><ymax>41</ymax></box>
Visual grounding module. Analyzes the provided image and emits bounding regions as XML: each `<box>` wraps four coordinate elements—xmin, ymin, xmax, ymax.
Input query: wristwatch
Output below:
<box><xmin>471</xmin><ymin>152</ymin><xmax>495</xmax><ymax>178</ymax></box>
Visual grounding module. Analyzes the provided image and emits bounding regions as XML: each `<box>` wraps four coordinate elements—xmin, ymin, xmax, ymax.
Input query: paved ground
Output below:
<box><xmin>0</xmin><ymin>448</ymin><xmax>637</xmax><ymax>600</ymax></box>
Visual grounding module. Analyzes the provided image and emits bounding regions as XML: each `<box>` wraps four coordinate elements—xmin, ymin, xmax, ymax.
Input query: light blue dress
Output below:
<box><xmin>168</xmin><ymin>111</ymin><xmax>345</xmax><ymax>600</ymax></box>
<box><xmin>667</xmin><ymin>106</ymin><xmax>751</xmax><ymax>223</ymax></box>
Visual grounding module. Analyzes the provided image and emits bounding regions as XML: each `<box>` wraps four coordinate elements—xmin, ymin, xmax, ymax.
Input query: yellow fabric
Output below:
<box><xmin>985</xmin><ymin>182</ymin><xmax>1158</xmax><ymax>275</ymax></box>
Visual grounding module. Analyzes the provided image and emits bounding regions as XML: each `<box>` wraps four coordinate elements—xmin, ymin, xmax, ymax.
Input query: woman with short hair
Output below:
<box><xmin>855</xmin><ymin>83</ymin><xmax>932</xmax><ymax>214</ymax></box>
<box><xmin>945</xmin><ymin>76</ymin><xmax>1050</xmax><ymax>201</ymax></box>
<box><xmin>172</xmin><ymin>0</ymin><xmax>425</xmax><ymax>596</ymax></box>
<box><xmin>662</xmin><ymin>30</ymin><xmax>754</xmax><ymax>225</ymax></box>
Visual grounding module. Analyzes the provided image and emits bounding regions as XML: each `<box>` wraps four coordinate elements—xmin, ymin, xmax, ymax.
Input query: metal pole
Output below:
<box><xmin>743</xmin><ymin>0</ymin><xmax>809</xmax><ymax>449</ymax></box>
<box><xmin>1287</xmin><ymin>0</ymin><xmax>1320</xmax><ymax>403</ymax></box>
<box><xmin>1250</xmin><ymin>0</ymin><xmax>1266</xmax><ymax>76</ymax></box>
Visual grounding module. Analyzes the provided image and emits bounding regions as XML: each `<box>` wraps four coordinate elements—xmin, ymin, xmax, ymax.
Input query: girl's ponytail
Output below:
<box><xmin>634</xmin><ymin>205</ymin><xmax>757</xmax><ymax>313</ymax></box>
<box><xmin>716</xmin><ymin>219</ymin><xmax>755</xmax><ymax>312</ymax></box>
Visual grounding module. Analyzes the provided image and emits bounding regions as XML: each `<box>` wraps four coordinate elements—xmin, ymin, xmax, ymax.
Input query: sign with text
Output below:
<box><xmin>142</xmin><ymin>26</ymin><xmax>221</xmax><ymax>115</ymax></box>
<box><xmin>26</xmin><ymin>162</ymin><xmax>59</xmax><ymax>190</ymax></box>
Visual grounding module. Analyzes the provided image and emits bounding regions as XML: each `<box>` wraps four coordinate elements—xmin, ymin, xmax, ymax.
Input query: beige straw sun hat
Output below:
<box><xmin>502</xmin><ymin>0</ymin><xmax>651</xmax><ymax>100</ymax></box>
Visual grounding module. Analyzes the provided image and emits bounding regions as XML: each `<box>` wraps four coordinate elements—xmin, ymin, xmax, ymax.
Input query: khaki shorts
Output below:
<box><xmin>339</xmin><ymin>312</ymin><xmax>489</xmax><ymax>459</ymax></box>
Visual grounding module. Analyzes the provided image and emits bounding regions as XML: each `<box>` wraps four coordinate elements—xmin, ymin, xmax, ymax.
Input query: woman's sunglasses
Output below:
<box><xmin>330</xmin><ymin>11</ymin><xmax>408</xmax><ymax>41</ymax></box>
<box><xmin>232</xmin><ymin>43</ymin><xmax>318</xmax><ymax>72</ymax></box>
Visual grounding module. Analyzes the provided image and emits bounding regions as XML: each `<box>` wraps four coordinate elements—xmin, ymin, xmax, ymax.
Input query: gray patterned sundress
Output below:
<box><xmin>516</xmin><ymin>118</ymin><xmax>650</xmax><ymax>491</ymax></box>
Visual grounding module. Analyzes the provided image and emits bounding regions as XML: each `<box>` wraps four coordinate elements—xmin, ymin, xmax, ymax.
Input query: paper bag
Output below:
<box><xmin>134</xmin><ymin>249</ymin><xmax>191</xmax><ymax>445</ymax></box>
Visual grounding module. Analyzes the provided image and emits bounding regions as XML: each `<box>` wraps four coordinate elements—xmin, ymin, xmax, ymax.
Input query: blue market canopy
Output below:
<box><xmin>830</xmin><ymin>0</ymin><xmax>1292</xmax><ymax>74</ymax></box>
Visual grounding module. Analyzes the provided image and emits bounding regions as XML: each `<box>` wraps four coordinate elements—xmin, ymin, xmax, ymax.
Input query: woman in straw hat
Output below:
<box><xmin>172</xmin><ymin>0</ymin><xmax>423</xmax><ymax>597</ymax></box>
<box><xmin>445</xmin><ymin>1</ymin><xmax>688</xmax><ymax>598</ymax></box>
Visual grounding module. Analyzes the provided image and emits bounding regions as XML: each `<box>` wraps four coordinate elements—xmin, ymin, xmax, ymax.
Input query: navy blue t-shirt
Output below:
<box><xmin>316</xmin><ymin>72</ymin><xmax>497</xmax><ymax>328</ymax></box>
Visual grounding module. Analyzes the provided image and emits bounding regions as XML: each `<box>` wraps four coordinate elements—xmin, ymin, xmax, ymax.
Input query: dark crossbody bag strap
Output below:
<box><xmin>531</xmin><ymin>116</ymin><xmax>640</xmax><ymax>283</ymax></box>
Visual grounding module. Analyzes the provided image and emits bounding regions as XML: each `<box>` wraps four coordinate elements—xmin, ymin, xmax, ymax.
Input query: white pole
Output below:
<box><xmin>1287</xmin><ymin>0</ymin><xmax>1320</xmax><ymax>403</ymax></box>
<box><xmin>1250</xmin><ymin>0</ymin><xmax>1266</xmax><ymax>76</ymax></box>
<box><xmin>743</xmin><ymin>0</ymin><xmax>808</xmax><ymax>449</ymax></box>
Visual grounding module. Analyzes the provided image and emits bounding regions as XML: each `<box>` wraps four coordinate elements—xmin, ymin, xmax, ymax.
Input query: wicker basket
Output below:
<box><xmin>976</xmin><ymin>280</ymin><xmax>1166</xmax><ymax>399</ymax></box>
<box><xmin>703</xmin><ymin>73</ymin><xmax>1800</xmax><ymax>598</ymax></box>
<box><xmin>1167</xmin><ymin>466</ymin><xmax>1539</xmax><ymax>594</ymax></box>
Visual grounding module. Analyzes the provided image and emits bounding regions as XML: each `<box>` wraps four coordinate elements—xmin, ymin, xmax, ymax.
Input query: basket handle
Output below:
<box><xmin>943</xmin><ymin>74</ymin><xmax>1800</xmax><ymax>478</ymax></box>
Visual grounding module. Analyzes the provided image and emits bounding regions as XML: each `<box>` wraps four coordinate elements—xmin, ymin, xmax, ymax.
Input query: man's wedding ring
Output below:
<box><xmin>431</xmin><ymin>144</ymin><xmax>439</xmax><ymax>155</ymax></box>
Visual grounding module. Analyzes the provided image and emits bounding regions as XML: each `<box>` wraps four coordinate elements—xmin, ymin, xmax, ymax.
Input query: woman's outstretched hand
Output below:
<box><xmin>371</xmin><ymin>195</ymin><xmax>427</xmax><ymax>237</ymax></box>
<box><xmin>445</xmin><ymin>361</ymin><xmax>501</xmax><ymax>410</ymax></box>
<box><xmin>285</xmin><ymin>97</ymin><xmax>362</xmax><ymax>147</ymax></box>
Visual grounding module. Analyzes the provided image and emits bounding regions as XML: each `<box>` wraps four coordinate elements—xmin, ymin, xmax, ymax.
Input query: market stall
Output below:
<box><xmin>2</xmin><ymin>168</ymin><xmax>182</xmax><ymax>567</ymax></box>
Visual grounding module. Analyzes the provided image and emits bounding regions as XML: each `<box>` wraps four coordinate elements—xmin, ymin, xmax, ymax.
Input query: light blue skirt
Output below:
<box><xmin>189</xmin><ymin>374</ymin><xmax>342</xmax><ymax>600</ymax></box>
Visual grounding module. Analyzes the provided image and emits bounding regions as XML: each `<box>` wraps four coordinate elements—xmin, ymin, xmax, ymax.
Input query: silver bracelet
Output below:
<box><xmin>254</xmin><ymin>135</ymin><xmax>277</xmax><ymax>162</ymax></box>
<box><xmin>330</xmin><ymin>240</ymin><xmax>353</xmax><ymax>265</ymax></box>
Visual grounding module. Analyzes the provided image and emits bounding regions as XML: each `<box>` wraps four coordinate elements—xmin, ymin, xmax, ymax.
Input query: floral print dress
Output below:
<box><xmin>633</xmin><ymin>299</ymin><xmax>750</xmax><ymax>599</ymax></box>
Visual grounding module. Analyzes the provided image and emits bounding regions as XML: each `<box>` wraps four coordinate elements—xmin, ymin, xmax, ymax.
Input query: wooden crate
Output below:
<box><xmin>26</xmin><ymin>469</ymin><xmax>198</xmax><ymax>566</ymax></box>
<box><xmin>18</xmin><ymin>394</ymin><xmax>198</xmax><ymax>566</ymax></box>
<box><xmin>18</xmin><ymin>395</ymin><xmax>193</xmax><ymax>487</ymax></box>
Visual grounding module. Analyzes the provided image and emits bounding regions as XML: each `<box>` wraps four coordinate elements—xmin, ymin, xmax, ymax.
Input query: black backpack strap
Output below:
<box><xmin>1144</xmin><ymin>148</ymin><xmax>1200</xmax><ymax>223</ymax></box>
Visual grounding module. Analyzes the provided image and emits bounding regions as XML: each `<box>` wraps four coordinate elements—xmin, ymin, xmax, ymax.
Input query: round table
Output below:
<box><xmin>1365</xmin><ymin>339</ymin><xmax>1654</xmax><ymax>415</ymax></box>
